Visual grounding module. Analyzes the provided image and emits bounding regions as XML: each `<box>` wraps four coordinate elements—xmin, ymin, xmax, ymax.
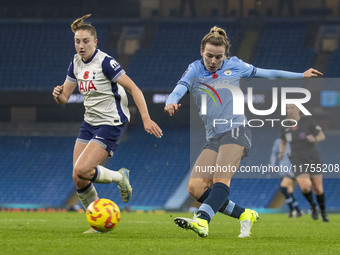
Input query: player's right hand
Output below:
<box><xmin>164</xmin><ymin>103</ymin><xmax>181</xmax><ymax>116</ymax></box>
<box><xmin>278</xmin><ymin>152</ymin><xmax>284</xmax><ymax>160</ymax></box>
<box><xmin>52</xmin><ymin>85</ymin><xmax>64</xmax><ymax>98</ymax></box>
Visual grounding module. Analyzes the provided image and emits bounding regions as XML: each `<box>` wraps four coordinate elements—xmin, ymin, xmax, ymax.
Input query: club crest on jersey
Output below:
<box><xmin>224</xmin><ymin>69</ymin><xmax>232</xmax><ymax>76</ymax></box>
<box><xmin>79</xmin><ymin>80</ymin><xmax>97</xmax><ymax>92</ymax></box>
<box><xmin>83</xmin><ymin>71</ymin><xmax>90</xmax><ymax>79</ymax></box>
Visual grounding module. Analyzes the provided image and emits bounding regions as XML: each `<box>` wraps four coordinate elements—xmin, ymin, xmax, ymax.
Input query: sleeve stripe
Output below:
<box><xmin>112</xmin><ymin>70</ymin><xmax>126</xmax><ymax>82</ymax></box>
<box><xmin>66</xmin><ymin>75</ymin><xmax>77</xmax><ymax>83</ymax></box>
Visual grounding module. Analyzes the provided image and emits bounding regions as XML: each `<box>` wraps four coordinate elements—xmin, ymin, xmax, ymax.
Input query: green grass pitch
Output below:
<box><xmin>0</xmin><ymin>211</ymin><xmax>339</xmax><ymax>255</ymax></box>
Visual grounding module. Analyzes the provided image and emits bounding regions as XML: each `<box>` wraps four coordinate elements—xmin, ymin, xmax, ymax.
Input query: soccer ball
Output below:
<box><xmin>86</xmin><ymin>198</ymin><xmax>121</xmax><ymax>232</ymax></box>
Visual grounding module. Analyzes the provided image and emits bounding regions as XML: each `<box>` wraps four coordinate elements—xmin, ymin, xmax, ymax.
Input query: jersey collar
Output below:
<box><xmin>82</xmin><ymin>49</ymin><xmax>98</xmax><ymax>64</ymax></box>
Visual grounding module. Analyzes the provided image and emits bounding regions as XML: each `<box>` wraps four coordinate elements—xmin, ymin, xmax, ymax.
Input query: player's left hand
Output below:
<box><xmin>303</xmin><ymin>68</ymin><xmax>323</xmax><ymax>78</ymax></box>
<box><xmin>306</xmin><ymin>134</ymin><xmax>316</xmax><ymax>143</ymax></box>
<box><xmin>143</xmin><ymin>118</ymin><xmax>163</xmax><ymax>138</ymax></box>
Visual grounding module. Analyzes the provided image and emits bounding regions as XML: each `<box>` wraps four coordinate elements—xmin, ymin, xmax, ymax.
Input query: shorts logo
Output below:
<box><xmin>95</xmin><ymin>135</ymin><xmax>104</xmax><ymax>139</ymax></box>
<box><xmin>231</xmin><ymin>127</ymin><xmax>239</xmax><ymax>140</ymax></box>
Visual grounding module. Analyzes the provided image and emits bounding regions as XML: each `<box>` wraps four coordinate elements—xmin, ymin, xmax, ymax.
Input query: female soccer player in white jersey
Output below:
<box><xmin>164</xmin><ymin>26</ymin><xmax>322</xmax><ymax>238</ymax></box>
<box><xmin>52</xmin><ymin>14</ymin><xmax>162</xmax><ymax>232</ymax></box>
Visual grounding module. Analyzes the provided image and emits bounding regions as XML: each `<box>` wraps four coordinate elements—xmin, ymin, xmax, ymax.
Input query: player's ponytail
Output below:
<box><xmin>201</xmin><ymin>26</ymin><xmax>231</xmax><ymax>58</ymax></box>
<box><xmin>71</xmin><ymin>14</ymin><xmax>97</xmax><ymax>39</ymax></box>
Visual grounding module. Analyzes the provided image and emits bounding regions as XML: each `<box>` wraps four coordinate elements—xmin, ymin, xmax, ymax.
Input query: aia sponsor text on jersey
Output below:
<box><xmin>79</xmin><ymin>80</ymin><xmax>97</xmax><ymax>93</ymax></box>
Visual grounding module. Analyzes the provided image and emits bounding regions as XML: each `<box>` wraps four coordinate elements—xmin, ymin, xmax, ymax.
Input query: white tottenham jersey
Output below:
<box><xmin>66</xmin><ymin>49</ymin><xmax>130</xmax><ymax>126</ymax></box>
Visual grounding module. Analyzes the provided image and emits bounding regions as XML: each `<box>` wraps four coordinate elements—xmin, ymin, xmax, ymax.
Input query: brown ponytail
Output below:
<box><xmin>71</xmin><ymin>14</ymin><xmax>97</xmax><ymax>39</ymax></box>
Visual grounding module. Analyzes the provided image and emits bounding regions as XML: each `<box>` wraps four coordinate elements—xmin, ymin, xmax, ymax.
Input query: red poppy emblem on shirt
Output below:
<box><xmin>211</xmin><ymin>72</ymin><xmax>218</xmax><ymax>79</ymax></box>
<box><xmin>292</xmin><ymin>126</ymin><xmax>298</xmax><ymax>131</ymax></box>
<box><xmin>83</xmin><ymin>71</ymin><xmax>89</xmax><ymax>79</ymax></box>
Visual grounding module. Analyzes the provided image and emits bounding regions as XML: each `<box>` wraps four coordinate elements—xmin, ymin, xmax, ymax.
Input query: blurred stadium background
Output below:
<box><xmin>0</xmin><ymin>0</ymin><xmax>340</xmax><ymax>213</ymax></box>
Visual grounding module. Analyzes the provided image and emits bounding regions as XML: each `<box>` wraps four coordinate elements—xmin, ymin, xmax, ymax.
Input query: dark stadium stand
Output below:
<box><xmin>0</xmin><ymin>21</ymin><xmax>116</xmax><ymax>91</ymax></box>
<box><xmin>325</xmin><ymin>49</ymin><xmax>340</xmax><ymax>77</ymax></box>
<box><xmin>127</xmin><ymin>21</ymin><xmax>240</xmax><ymax>91</ymax></box>
<box><xmin>252</xmin><ymin>21</ymin><xmax>314</xmax><ymax>72</ymax></box>
<box><xmin>0</xmin><ymin>136</ymin><xmax>75</xmax><ymax>207</ymax></box>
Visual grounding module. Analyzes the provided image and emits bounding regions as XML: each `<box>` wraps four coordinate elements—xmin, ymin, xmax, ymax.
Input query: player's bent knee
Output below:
<box><xmin>188</xmin><ymin>184</ymin><xmax>198</xmax><ymax>199</ymax></box>
<box><xmin>301</xmin><ymin>186</ymin><xmax>311</xmax><ymax>193</ymax></box>
<box><xmin>313</xmin><ymin>187</ymin><xmax>324</xmax><ymax>195</ymax></box>
<box><xmin>73</xmin><ymin>165</ymin><xmax>93</xmax><ymax>181</ymax></box>
<box><xmin>188</xmin><ymin>179</ymin><xmax>206</xmax><ymax>199</ymax></box>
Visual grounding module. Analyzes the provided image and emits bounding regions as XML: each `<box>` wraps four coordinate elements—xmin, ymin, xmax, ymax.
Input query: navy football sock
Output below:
<box><xmin>197</xmin><ymin>182</ymin><xmax>230</xmax><ymax>223</ymax></box>
<box><xmin>289</xmin><ymin>193</ymin><xmax>301</xmax><ymax>213</ymax></box>
<box><xmin>219</xmin><ymin>200</ymin><xmax>245</xmax><ymax>219</ymax></box>
<box><xmin>280</xmin><ymin>187</ymin><xmax>294</xmax><ymax>211</ymax></box>
<box><xmin>197</xmin><ymin>188</ymin><xmax>211</xmax><ymax>203</ymax></box>
<box><xmin>197</xmin><ymin>187</ymin><xmax>244</xmax><ymax>219</ymax></box>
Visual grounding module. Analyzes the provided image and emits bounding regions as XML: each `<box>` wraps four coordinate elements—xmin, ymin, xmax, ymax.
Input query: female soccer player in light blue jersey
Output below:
<box><xmin>53</xmin><ymin>14</ymin><xmax>162</xmax><ymax>232</ymax></box>
<box><xmin>270</xmin><ymin>138</ymin><xmax>302</xmax><ymax>218</ymax></box>
<box><xmin>165</xmin><ymin>26</ymin><xmax>322</xmax><ymax>238</ymax></box>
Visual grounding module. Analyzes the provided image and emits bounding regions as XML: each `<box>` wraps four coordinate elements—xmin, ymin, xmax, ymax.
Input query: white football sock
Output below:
<box><xmin>77</xmin><ymin>183</ymin><xmax>99</xmax><ymax>209</ymax></box>
<box><xmin>92</xmin><ymin>165</ymin><xmax>123</xmax><ymax>184</ymax></box>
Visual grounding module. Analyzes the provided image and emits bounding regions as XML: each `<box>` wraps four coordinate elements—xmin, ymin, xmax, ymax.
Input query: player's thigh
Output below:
<box><xmin>74</xmin><ymin>141</ymin><xmax>109</xmax><ymax>173</ymax></box>
<box><xmin>295</xmin><ymin>174</ymin><xmax>312</xmax><ymax>192</ymax></box>
<box><xmin>73</xmin><ymin>142</ymin><xmax>87</xmax><ymax>167</ymax></box>
<box><xmin>72</xmin><ymin>142</ymin><xmax>92</xmax><ymax>188</ymax></box>
<box><xmin>213</xmin><ymin>143</ymin><xmax>244</xmax><ymax>185</ymax></box>
<box><xmin>280</xmin><ymin>177</ymin><xmax>294</xmax><ymax>188</ymax></box>
<box><xmin>188</xmin><ymin>149</ymin><xmax>218</xmax><ymax>197</ymax></box>
<box><xmin>311</xmin><ymin>175</ymin><xmax>324</xmax><ymax>194</ymax></box>
<box><xmin>190</xmin><ymin>148</ymin><xmax>218</xmax><ymax>179</ymax></box>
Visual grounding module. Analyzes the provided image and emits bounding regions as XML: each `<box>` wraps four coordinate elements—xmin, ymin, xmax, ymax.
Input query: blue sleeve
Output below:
<box><xmin>66</xmin><ymin>61</ymin><xmax>76</xmax><ymax>83</ymax></box>
<box><xmin>286</xmin><ymin>142</ymin><xmax>291</xmax><ymax>155</ymax></box>
<box><xmin>270</xmin><ymin>139</ymin><xmax>279</xmax><ymax>166</ymax></box>
<box><xmin>270</xmin><ymin>149</ymin><xmax>277</xmax><ymax>166</ymax></box>
<box><xmin>177</xmin><ymin>62</ymin><xmax>200</xmax><ymax>91</ymax></box>
<box><xmin>255</xmin><ymin>68</ymin><xmax>304</xmax><ymax>79</ymax></box>
<box><xmin>234</xmin><ymin>57</ymin><xmax>257</xmax><ymax>78</ymax></box>
<box><xmin>102</xmin><ymin>56</ymin><xmax>125</xmax><ymax>82</ymax></box>
<box><xmin>165</xmin><ymin>84</ymin><xmax>188</xmax><ymax>105</ymax></box>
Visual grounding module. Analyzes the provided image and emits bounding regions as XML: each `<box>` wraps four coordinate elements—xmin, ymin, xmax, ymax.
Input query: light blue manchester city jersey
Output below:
<box><xmin>178</xmin><ymin>57</ymin><xmax>256</xmax><ymax>140</ymax></box>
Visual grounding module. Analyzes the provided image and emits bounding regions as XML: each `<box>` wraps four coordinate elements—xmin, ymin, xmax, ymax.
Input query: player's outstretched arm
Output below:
<box><xmin>255</xmin><ymin>68</ymin><xmax>323</xmax><ymax>79</ymax></box>
<box><xmin>52</xmin><ymin>80</ymin><xmax>77</xmax><ymax>105</ymax></box>
<box><xmin>164</xmin><ymin>84</ymin><xmax>187</xmax><ymax>116</ymax></box>
<box><xmin>117</xmin><ymin>74</ymin><xmax>163</xmax><ymax>138</ymax></box>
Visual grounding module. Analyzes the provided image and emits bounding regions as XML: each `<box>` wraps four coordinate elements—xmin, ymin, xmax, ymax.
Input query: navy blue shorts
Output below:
<box><xmin>76</xmin><ymin>121</ymin><xmax>125</xmax><ymax>157</ymax></box>
<box><xmin>203</xmin><ymin>126</ymin><xmax>252</xmax><ymax>159</ymax></box>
